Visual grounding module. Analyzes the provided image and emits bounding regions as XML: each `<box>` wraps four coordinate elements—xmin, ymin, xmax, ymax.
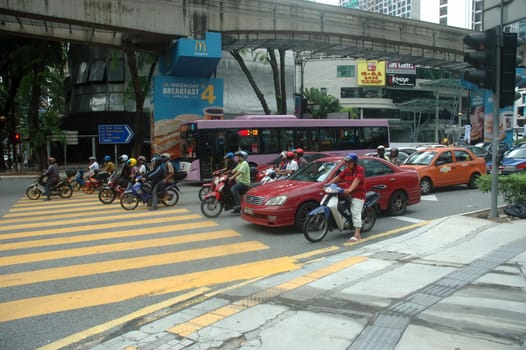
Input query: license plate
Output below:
<box><xmin>244</xmin><ymin>208</ymin><xmax>254</xmax><ymax>215</ymax></box>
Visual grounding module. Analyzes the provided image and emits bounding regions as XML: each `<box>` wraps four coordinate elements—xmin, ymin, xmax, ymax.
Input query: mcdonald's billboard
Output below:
<box><xmin>159</xmin><ymin>32</ymin><xmax>222</xmax><ymax>78</ymax></box>
<box><xmin>357</xmin><ymin>60</ymin><xmax>386</xmax><ymax>86</ymax></box>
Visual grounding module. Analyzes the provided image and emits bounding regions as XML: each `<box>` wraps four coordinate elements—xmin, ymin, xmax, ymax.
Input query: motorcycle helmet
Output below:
<box><xmin>118</xmin><ymin>154</ymin><xmax>129</xmax><ymax>162</ymax></box>
<box><xmin>150</xmin><ymin>155</ymin><xmax>161</xmax><ymax>169</ymax></box>
<box><xmin>390</xmin><ymin>148</ymin><xmax>399</xmax><ymax>156</ymax></box>
<box><xmin>343</xmin><ymin>153</ymin><xmax>358</xmax><ymax>163</ymax></box>
<box><xmin>104</xmin><ymin>155</ymin><xmax>111</xmax><ymax>161</ymax></box>
<box><xmin>160</xmin><ymin>153</ymin><xmax>171</xmax><ymax>162</ymax></box>
<box><xmin>295</xmin><ymin>148</ymin><xmax>304</xmax><ymax>156</ymax></box>
<box><xmin>137</xmin><ymin>155</ymin><xmax>146</xmax><ymax>162</ymax></box>
<box><xmin>89</xmin><ymin>156</ymin><xmax>96</xmax><ymax>161</ymax></box>
<box><xmin>48</xmin><ymin>156</ymin><xmax>56</xmax><ymax>164</ymax></box>
<box><xmin>235</xmin><ymin>150</ymin><xmax>248</xmax><ymax>159</ymax></box>
<box><xmin>128</xmin><ymin>158</ymin><xmax>137</xmax><ymax>167</ymax></box>
<box><xmin>286</xmin><ymin>151</ymin><xmax>295</xmax><ymax>158</ymax></box>
<box><xmin>224</xmin><ymin>152</ymin><xmax>235</xmax><ymax>159</ymax></box>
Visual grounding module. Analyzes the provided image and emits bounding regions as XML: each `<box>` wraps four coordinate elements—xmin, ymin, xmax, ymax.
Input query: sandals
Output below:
<box><xmin>347</xmin><ymin>236</ymin><xmax>360</xmax><ymax>243</ymax></box>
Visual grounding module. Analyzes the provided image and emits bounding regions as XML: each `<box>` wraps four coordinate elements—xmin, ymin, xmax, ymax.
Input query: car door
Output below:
<box><xmin>359</xmin><ymin>158</ymin><xmax>395</xmax><ymax>206</ymax></box>
<box><xmin>432</xmin><ymin>151</ymin><xmax>456</xmax><ymax>187</ymax></box>
<box><xmin>453</xmin><ymin>150</ymin><xmax>475</xmax><ymax>183</ymax></box>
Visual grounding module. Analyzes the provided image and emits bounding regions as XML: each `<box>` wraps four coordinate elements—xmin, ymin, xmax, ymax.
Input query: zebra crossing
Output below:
<box><xmin>0</xmin><ymin>193</ymin><xmax>309</xmax><ymax>348</ymax></box>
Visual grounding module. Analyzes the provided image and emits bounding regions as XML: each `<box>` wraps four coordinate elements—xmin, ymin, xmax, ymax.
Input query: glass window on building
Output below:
<box><xmin>337</xmin><ymin>65</ymin><xmax>355</xmax><ymax>78</ymax></box>
<box><xmin>440</xmin><ymin>0</ymin><xmax>447</xmax><ymax>5</ymax></box>
<box><xmin>440</xmin><ymin>6</ymin><xmax>447</xmax><ymax>16</ymax></box>
<box><xmin>107</xmin><ymin>59</ymin><xmax>125</xmax><ymax>82</ymax></box>
<box><xmin>76</xmin><ymin>62</ymin><xmax>89</xmax><ymax>84</ymax></box>
<box><xmin>440</xmin><ymin>17</ymin><xmax>447</xmax><ymax>25</ymax></box>
<box><xmin>89</xmin><ymin>60</ymin><xmax>106</xmax><ymax>82</ymax></box>
<box><xmin>341</xmin><ymin>87</ymin><xmax>360</xmax><ymax>98</ymax></box>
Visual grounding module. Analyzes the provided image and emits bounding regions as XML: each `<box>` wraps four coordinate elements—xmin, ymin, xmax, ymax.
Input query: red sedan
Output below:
<box><xmin>241</xmin><ymin>156</ymin><xmax>421</xmax><ymax>231</ymax></box>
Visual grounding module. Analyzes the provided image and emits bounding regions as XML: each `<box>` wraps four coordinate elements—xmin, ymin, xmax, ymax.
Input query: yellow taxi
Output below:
<box><xmin>400</xmin><ymin>147</ymin><xmax>486</xmax><ymax>195</ymax></box>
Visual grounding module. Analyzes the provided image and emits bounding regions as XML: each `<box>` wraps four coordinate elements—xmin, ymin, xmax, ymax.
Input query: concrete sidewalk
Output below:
<box><xmin>80</xmin><ymin>214</ymin><xmax>526</xmax><ymax>350</ymax></box>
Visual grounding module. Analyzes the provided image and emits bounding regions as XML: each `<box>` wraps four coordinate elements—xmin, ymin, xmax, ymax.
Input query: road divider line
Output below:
<box><xmin>0</xmin><ymin>208</ymin><xmax>190</xmax><ymax>231</ymax></box>
<box><xmin>0</xmin><ymin>257</ymin><xmax>300</xmax><ymax>322</ymax></box>
<box><xmin>0</xmin><ymin>214</ymin><xmax>205</xmax><ymax>240</ymax></box>
<box><xmin>0</xmin><ymin>241</ymin><xmax>269</xmax><ymax>287</ymax></box>
<box><xmin>0</xmin><ymin>228</ymin><xmax>238</xmax><ymax>266</ymax></box>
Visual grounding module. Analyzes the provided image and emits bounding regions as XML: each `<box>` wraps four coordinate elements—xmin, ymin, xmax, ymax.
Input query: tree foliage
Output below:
<box><xmin>302</xmin><ymin>87</ymin><xmax>341</xmax><ymax>118</ymax></box>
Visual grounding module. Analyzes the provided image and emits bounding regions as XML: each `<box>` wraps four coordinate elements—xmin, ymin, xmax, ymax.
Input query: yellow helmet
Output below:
<box><xmin>128</xmin><ymin>158</ymin><xmax>137</xmax><ymax>167</ymax></box>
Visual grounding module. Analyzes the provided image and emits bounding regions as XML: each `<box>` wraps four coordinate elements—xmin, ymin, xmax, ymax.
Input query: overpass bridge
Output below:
<box><xmin>0</xmin><ymin>0</ymin><xmax>474</xmax><ymax>70</ymax></box>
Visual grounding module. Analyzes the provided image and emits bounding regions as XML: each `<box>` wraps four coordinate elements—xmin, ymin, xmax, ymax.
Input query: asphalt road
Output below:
<box><xmin>0</xmin><ymin>177</ymin><xmax>502</xmax><ymax>349</ymax></box>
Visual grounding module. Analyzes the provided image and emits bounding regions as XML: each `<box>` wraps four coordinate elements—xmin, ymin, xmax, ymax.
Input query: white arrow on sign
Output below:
<box><xmin>124</xmin><ymin>125</ymin><xmax>134</xmax><ymax>143</ymax></box>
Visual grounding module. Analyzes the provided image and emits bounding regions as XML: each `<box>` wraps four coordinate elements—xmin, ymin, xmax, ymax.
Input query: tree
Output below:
<box><xmin>123</xmin><ymin>48</ymin><xmax>157</xmax><ymax>157</ymax></box>
<box><xmin>230</xmin><ymin>49</ymin><xmax>271</xmax><ymax>115</ymax></box>
<box><xmin>302</xmin><ymin>88</ymin><xmax>341</xmax><ymax>118</ymax></box>
<box><xmin>0</xmin><ymin>38</ymin><xmax>65</xmax><ymax>170</ymax></box>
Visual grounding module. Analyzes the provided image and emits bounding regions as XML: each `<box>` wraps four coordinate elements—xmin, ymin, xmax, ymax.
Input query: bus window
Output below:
<box><xmin>319</xmin><ymin>128</ymin><xmax>337</xmax><ymax>151</ymax></box>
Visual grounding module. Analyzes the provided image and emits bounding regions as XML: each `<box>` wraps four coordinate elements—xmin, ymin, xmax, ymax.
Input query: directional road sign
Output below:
<box><xmin>98</xmin><ymin>125</ymin><xmax>134</xmax><ymax>144</ymax></box>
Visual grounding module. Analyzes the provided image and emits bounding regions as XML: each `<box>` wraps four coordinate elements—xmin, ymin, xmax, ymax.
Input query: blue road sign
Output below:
<box><xmin>98</xmin><ymin>125</ymin><xmax>134</xmax><ymax>144</ymax></box>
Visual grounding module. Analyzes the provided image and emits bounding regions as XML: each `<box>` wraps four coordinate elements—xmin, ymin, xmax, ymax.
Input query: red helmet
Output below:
<box><xmin>295</xmin><ymin>148</ymin><xmax>304</xmax><ymax>156</ymax></box>
<box><xmin>286</xmin><ymin>151</ymin><xmax>295</xmax><ymax>158</ymax></box>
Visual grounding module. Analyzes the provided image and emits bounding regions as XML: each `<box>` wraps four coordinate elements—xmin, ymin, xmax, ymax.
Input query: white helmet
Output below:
<box><xmin>118</xmin><ymin>154</ymin><xmax>129</xmax><ymax>162</ymax></box>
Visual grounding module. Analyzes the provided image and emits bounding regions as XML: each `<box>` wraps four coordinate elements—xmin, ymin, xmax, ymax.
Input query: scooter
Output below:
<box><xmin>120</xmin><ymin>177</ymin><xmax>181</xmax><ymax>210</ymax></box>
<box><xmin>198</xmin><ymin>170</ymin><xmax>221</xmax><ymax>202</ymax></box>
<box><xmin>98</xmin><ymin>172</ymin><xmax>127</xmax><ymax>204</ymax></box>
<box><xmin>200</xmin><ymin>174</ymin><xmax>249</xmax><ymax>218</ymax></box>
<box><xmin>303</xmin><ymin>184</ymin><xmax>380</xmax><ymax>243</ymax></box>
<box><xmin>25</xmin><ymin>176</ymin><xmax>73</xmax><ymax>200</ymax></box>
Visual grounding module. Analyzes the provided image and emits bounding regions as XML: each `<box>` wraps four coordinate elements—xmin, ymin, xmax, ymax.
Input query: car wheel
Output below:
<box><xmin>468</xmin><ymin>173</ymin><xmax>480</xmax><ymax>189</ymax></box>
<box><xmin>295</xmin><ymin>202</ymin><xmax>318</xmax><ymax>232</ymax></box>
<box><xmin>420</xmin><ymin>178</ymin><xmax>433</xmax><ymax>195</ymax></box>
<box><xmin>388</xmin><ymin>190</ymin><xmax>407</xmax><ymax>216</ymax></box>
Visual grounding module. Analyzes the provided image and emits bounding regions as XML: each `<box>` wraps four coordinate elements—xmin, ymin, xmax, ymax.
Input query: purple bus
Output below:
<box><xmin>179</xmin><ymin>115</ymin><xmax>390</xmax><ymax>181</ymax></box>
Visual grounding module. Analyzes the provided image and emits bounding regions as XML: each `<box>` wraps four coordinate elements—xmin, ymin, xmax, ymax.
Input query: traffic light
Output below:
<box><xmin>10</xmin><ymin>132</ymin><xmax>21</xmax><ymax>144</ymax></box>
<box><xmin>499</xmin><ymin>32</ymin><xmax>519</xmax><ymax>108</ymax></box>
<box><xmin>463</xmin><ymin>28</ymin><xmax>497</xmax><ymax>91</ymax></box>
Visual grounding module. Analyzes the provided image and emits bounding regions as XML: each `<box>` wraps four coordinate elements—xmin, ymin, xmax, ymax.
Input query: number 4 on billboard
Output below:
<box><xmin>201</xmin><ymin>84</ymin><xmax>216</xmax><ymax>104</ymax></box>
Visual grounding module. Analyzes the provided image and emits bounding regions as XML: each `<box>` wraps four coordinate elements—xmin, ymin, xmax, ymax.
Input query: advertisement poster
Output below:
<box><xmin>357</xmin><ymin>60</ymin><xmax>386</xmax><ymax>86</ymax></box>
<box><xmin>152</xmin><ymin>76</ymin><xmax>224</xmax><ymax>156</ymax></box>
<box><xmin>469</xmin><ymin>89</ymin><xmax>485</xmax><ymax>145</ymax></box>
<box><xmin>386</xmin><ymin>62</ymin><xmax>416</xmax><ymax>87</ymax></box>
<box><xmin>482</xmin><ymin>91</ymin><xmax>512</xmax><ymax>146</ymax></box>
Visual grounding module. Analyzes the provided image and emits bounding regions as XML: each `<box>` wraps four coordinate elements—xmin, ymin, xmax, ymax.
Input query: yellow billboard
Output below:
<box><xmin>357</xmin><ymin>60</ymin><xmax>386</xmax><ymax>86</ymax></box>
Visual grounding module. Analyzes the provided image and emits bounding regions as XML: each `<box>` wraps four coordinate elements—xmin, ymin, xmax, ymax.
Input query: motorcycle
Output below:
<box><xmin>65</xmin><ymin>168</ymin><xmax>81</xmax><ymax>191</ymax></box>
<box><xmin>75</xmin><ymin>169</ymin><xmax>104</xmax><ymax>194</ymax></box>
<box><xmin>98</xmin><ymin>172</ymin><xmax>128</xmax><ymax>204</ymax></box>
<box><xmin>25</xmin><ymin>176</ymin><xmax>73</xmax><ymax>200</ymax></box>
<box><xmin>200</xmin><ymin>174</ymin><xmax>249</xmax><ymax>218</ymax></box>
<box><xmin>120</xmin><ymin>176</ymin><xmax>183</xmax><ymax>210</ymax></box>
<box><xmin>198</xmin><ymin>170</ymin><xmax>221</xmax><ymax>202</ymax></box>
<box><xmin>303</xmin><ymin>184</ymin><xmax>380</xmax><ymax>243</ymax></box>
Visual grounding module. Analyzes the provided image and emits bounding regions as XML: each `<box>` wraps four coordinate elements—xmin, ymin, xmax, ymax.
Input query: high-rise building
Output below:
<box><xmin>339</xmin><ymin>0</ymin><xmax>484</xmax><ymax>30</ymax></box>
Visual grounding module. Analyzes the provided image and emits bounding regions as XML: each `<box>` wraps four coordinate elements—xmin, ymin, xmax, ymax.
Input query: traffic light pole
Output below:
<box><xmin>489</xmin><ymin>0</ymin><xmax>504</xmax><ymax>219</ymax></box>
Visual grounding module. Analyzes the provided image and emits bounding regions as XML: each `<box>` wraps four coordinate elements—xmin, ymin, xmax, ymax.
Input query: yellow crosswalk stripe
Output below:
<box><xmin>0</xmin><ymin>208</ymin><xmax>191</xmax><ymax>231</ymax></box>
<box><xmin>2</xmin><ymin>206</ymin><xmax>124</xmax><ymax>220</ymax></box>
<box><xmin>0</xmin><ymin>214</ymin><xmax>204</xmax><ymax>240</ymax></box>
<box><xmin>0</xmin><ymin>257</ymin><xmax>300</xmax><ymax>322</ymax></box>
<box><xmin>0</xmin><ymin>228</ymin><xmax>236</xmax><ymax>265</ymax></box>
<box><xmin>0</xmin><ymin>241</ymin><xmax>268</xmax><ymax>287</ymax></box>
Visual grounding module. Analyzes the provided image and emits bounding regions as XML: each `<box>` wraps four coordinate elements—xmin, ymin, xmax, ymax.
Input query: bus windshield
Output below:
<box><xmin>179</xmin><ymin>116</ymin><xmax>390</xmax><ymax>181</ymax></box>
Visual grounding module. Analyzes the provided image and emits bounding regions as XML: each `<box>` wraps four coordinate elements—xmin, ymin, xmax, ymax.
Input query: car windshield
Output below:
<box><xmin>404</xmin><ymin>151</ymin><xmax>437</xmax><ymax>165</ymax></box>
<box><xmin>289</xmin><ymin>161</ymin><xmax>338</xmax><ymax>182</ymax></box>
<box><xmin>505</xmin><ymin>148</ymin><xmax>526</xmax><ymax>159</ymax></box>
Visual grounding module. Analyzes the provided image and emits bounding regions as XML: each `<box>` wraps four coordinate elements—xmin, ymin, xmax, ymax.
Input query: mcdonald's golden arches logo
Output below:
<box><xmin>195</xmin><ymin>41</ymin><xmax>207</xmax><ymax>53</ymax></box>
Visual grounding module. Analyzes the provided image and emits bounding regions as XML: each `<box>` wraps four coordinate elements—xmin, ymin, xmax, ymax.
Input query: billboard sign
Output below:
<box><xmin>357</xmin><ymin>60</ymin><xmax>386</xmax><ymax>86</ymax></box>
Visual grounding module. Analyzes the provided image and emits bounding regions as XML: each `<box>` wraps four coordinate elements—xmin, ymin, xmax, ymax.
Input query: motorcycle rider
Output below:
<box><xmin>389</xmin><ymin>148</ymin><xmax>401</xmax><ymax>166</ymax></box>
<box><xmin>295</xmin><ymin>148</ymin><xmax>307</xmax><ymax>168</ymax></box>
<box><xmin>42</xmin><ymin>156</ymin><xmax>59</xmax><ymax>201</ymax></box>
<box><xmin>128</xmin><ymin>158</ymin><xmax>139</xmax><ymax>182</ymax></box>
<box><xmin>217</xmin><ymin>152</ymin><xmax>238</xmax><ymax>175</ymax></box>
<box><xmin>103</xmin><ymin>155</ymin><xmax>116</xmax><ymax>174</ymax></box>
<box><xmin>230</xmin><ymin>150</ymin><xmax>250</xmax><ymax>213</ymax></box>
<box><xmin>276</xmin><ymin>151</ymin><xmax>298</xmax><ymax>177</ymax></box>
<box><xmin>87</xmin><ymin>156</ymin><xmax>100</xmax><ymax>179</ymax></box>
<box><xmin>117</xmin><ymin>154</ymin><xmax>131</xmax><ymax>187</ymax></box>
<box><xmin>326</xmin><ymin>152</ymin><xmax>366</xmax><ymax>242</ymax></box>
<box><xmin>376</xmin><ymin>145</ymin><xmax>389</xmax><ymax>161</ymax></box>
<box><xmin>137</xmin><ymin>155</ymin><xmax>149</xmax><ymax>176</ymax></box>
<box><xmin>143</xmin><ymin>155</ymin><xmax>166</xmax><ymax>211</ymax></box>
